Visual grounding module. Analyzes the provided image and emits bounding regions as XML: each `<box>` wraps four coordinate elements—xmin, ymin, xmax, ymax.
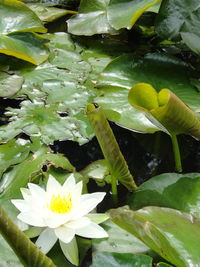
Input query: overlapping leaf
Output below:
<box><xmin>110</xmin><ymin>206</ymin><xmax>200</xmax><ymax>267</ymax></box>
<box><xmin>156</xmin><ymin>0</ymin><xmax>200</xmax><ymax>53</ymax></box>
<box><xmin>96</xmin><ymin>53</ymin><xmax>200</xmax><ymax>133</ymax></box>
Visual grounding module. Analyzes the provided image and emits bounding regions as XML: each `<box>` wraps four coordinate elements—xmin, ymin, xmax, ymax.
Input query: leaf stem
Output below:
<box><xmin>111</xmin><ymin>175</ymin><xmax>118</xmax><ymax>205</ymax></box>
<box><xmin>171</xmin><ymin>134</ymin><xmax>182</xmax><ymax>172</ymax></box>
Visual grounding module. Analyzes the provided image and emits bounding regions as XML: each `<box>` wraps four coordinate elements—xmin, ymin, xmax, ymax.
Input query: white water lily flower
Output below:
<box><xmin>12</xmin><ymin>174</ymin><xmax>108</xmax><ymax>266</ymax></box>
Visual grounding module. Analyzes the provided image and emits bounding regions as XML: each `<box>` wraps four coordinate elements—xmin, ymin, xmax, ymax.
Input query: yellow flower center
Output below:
<box><xmin>50</xmin><ymin>194</ymin><xmax>72</xmax><ymax>214</ymax></box>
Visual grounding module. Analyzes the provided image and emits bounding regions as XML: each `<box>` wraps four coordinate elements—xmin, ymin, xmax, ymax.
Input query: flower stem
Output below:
<box><xmin>171</xmin><ymin>134</ymin><xmax>182</xmax><ymax>172</ymax></box>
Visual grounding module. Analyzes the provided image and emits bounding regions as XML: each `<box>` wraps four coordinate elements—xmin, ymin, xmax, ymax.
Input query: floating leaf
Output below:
<box><xmin>0</xmin><ymin>72</ymin><xmax>24</xmax><ymax>97</ymax></box>
<box><xmin>110</xmin><ymin>206</ymin><xmax>200</xmax><ymax>267</ymax></box>
<box><xmin>0</xmin><ymin>0</ymin><xmax>47</xmax><ymax>34</ymax></box>
<box><xmin>107</xmin><ymin>0</ymin><xmax>161</xmax><ymax>30</ymax></box>
<box><xmin>93</xmin><ymin>219</ymin><xmax>150</xmax><ymax>255</ymax></box>
<box><xmin>0</xmin><ymin>32</ymin><xmax>49</xmax><ymax>65</ymax></box>
<box><xmin>129</xmin><ymin>172</ymin><xmax>200</xmax><ymax>220</ymax></box>
<box><xmin>156</xmin><ymin>0</ymin><xmax>200</xmax><ymax>53</ymax></box>
<box><xmin>67</xmin><ymin>0</ymin><xmax>117</xmax><ymax>36</ymax></box>
<box><xmin>92</xmin><ymin>252</ymin><xmax>152</xmax><ymax>267</ymax></box>
<box><xmin>28</xmin><ymin>4</ymin><xmax>74</xmax><ymax>23</ymax></box>
<box><xmin>96</xmin><ymin>53</ymin><xmax>200</xmax><ymax>133</ymax></box>
<box><xmin>80</xmin><ymin>160</ymin><xmax>109</xmax><ymax>180</ymax></box>
<box><xmin>0</xmin><ymin>138</ymin><xmax>30</xmax><ymax>177</ymax></box>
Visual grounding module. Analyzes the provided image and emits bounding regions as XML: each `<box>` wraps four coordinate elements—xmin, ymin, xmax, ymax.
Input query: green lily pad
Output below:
<box><xmin>110</xmin><ymin>206</ymin><xmax>200</xmax><ymax>267</ymax></box>
<box><xmin>0</xmin><ymin>138</ymin><xmax>30</xmax><ymax>177</ymax></box>
<box><xmin>93</xmin><ymin>219</ymin><xmax>150</xmax><ymax>255</ymax></box>
<box><xmin>96</xmin><ymin>53</ymin><xmax>200</xmax><ymax>133</ymax></box>
<box><xmin>0</xmin><ymin>0</ymin><xmax>46</xmax><ymax>34</ymax></box>
<box><xmin>67</xmin><ymin>0</ymin><xmax>117</xmax><ymax>36</ymax></box>
<box><xmin>92</xmin><ymin>252</ymin><xmax>152</xmax><ymax>267</ymax></box>
<box><xmin>28</xmin><ymin>4</ymin><xmax>72</xmax><ymax>23</ymax></box>
<box><xmin>107</xmin><ymin>0</ymin><xmax>161</xmax><ymax>30</ymax></box>
<box><xmin>129</xmin><ymin>172</ymin><xmax>200</xmax><ymax>220</ymax></box>
<box><xmin>0</xmin><ymin>72</ymin><xmax>24</xmax><ymax>97</ymax></box>
<box><xmin>156</xmin><ymin>0</ymin><xmax>200</xmax><ymax>53</ymax></box>
<box><xmin>0</xmin><ymin>32</ymin><xmax>49</xmax><ymax>65</ymax></box>
<box><xmin>0</xmin><ymin>235</ymin><xmax>23</xmax><ymax>267</ymax></box>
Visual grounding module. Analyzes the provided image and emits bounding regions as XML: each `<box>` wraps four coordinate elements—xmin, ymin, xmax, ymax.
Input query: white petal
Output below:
<box><xmin>66</xmin><ymin>217</ymin><xmax>90</xmax><ymax>229</ymax></box>
<box><xmin>72</xmin><ymin>192</ymin><xmax>106</xmax><ymax>218</ymax></box>
<box><xmin>36</xmin><ymin>228</ymin><xmax>57</xmax><ymax>254</ymax></box>
<box><xmin>27</xmin><ymin>183</ymin><xmax>46</xmax><ymax>202</ymax></box>
<box><xmin>44</xmin><ymin>213</ymin><xmax>70</xmax><ymax>228</ymax></box>
<box><xmin>75</xmin><ymin>222</ymin><xmax>108</xmax><ymax>239</ymax></box>
<box><xmin>60</xmin><ymin>238</ymin><xmax>79</xmax><ymax>266</ymax></box>
<box><xmin>70</xmin><ymin>181</ymin><xmax>82</xmax><ymax>201</ymax></box>
<box><xmin>47</xmin><ymin>175</ymin><xmax>61</xmax><ymax>194</ymax></box>
<box><xmin>86</xmin><ymin>213</ymin><xmax>109</xmax><ymax>224</ymax></box>
<box><xmin>63</xmin><ymin>174</ymin><xmax>76</xmax><ymax>190</ymax></box>
<box><xmin>20</xmin><ymin>188</ymin><xmax>31</xmax><ymax>200</ymax></box>
<box><xmin>17</xmin><ymin>212</ymin><xmax>46</xmax><ymax>227</ymax></box>
<box><xmin>11</xmin><ymin>200</ymin><xmax>30</xmax><ymax>212</ymax></box>
<box><xmin>55</xmin><ymin>225</ymin><xmax>75</xmax><ymax>244</ymax></box>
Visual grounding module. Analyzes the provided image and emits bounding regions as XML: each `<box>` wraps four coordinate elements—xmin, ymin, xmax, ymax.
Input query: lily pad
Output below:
<box><xmin>0</xmin><ymin>236</ymin><xmax>23</xmax><ymax>267</ymax></box>
<box><xmin>92</xmin><ymin>252</ymin><xmax>152</xmax><ymax>267</ymax></box>
<box><xmin>67</xmin><ymin>0</ymin><xmax>117</xmax><ymax>36</ymax></box>
<box><xmin>0</xmin><ymin>72</ymin><xmax>23</xmax><ymax>97</ymax></box>
<box><xmin>28</xmin><ymin>4</ymin><xmax>72</xmax><ymax>23</ymax></box>
<box><xmin>93</xmin><ymin>219</ymin><xmax>150</xmax><ymax>255</ymax></box>
<box><xmin>110</xmin><ymin>206</ymin><xmax>200</xmax><ymax>267</ymax></box>
<box><xmin>96</xmin><ymin>53</ymin><xmax>200</xmax><ymax>133</ymax></box>
<box><xmin>129</xmin><ymin>172</ymin><xmax>200</xmax><ymax>220</ymax></box>
<box><xmin>0</xmin><ymin>138</ymin><xmax>30</xmax><ymax>177</ymax></box>
<box><xmin>0</xmin><ymin>0</ymin><xmax>47</xmax><ymax>34</ymax></box>
<box><xmin>156</xmin><ymin>0</ymin><xmax>200</xmax><ymax>53</ymax></box>
<box><xmin>0</xmin><ymin>32</ymin><xmax>49</xmax><ymax>65</ymax></box>
<box><xmin>107</xmin><ymin>0</ymin><xmax>161</xmax><ymax>30</ymax></box>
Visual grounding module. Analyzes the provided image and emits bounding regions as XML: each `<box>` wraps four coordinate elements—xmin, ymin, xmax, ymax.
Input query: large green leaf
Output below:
<box><xmin>92</xmin><ymin>252</ymin><xmax>152</xmax><ymax>267</ymax></box>
<box><xmin>107</xmin><ymin>0</ymin><xmax>161</xmax><ymax>30</ymax></box>
<box><xmin>0</xmin><ymin>32</ymin><xmax>49</xmax><ymax>65</ymax></box>
<box><xmin>156</xmin><ymin>0</ymin><xmax>200</xmax><ymax>53</ymax></box>
<box><xmin>67</xmin><ymin>0</ymin><xmax>117</xmax><ymax>36</ymax></box>
<box><xmin>93</xmin><ymin>219</ymin><xmax>150</xmax><ymax>254</ymax></box>
<box><xmin>96</xmin><ymin>53</ymin><xmax>200</xmax><ymax>133</ymax></box>
<box><xmin>0</xmin><ymin>72</ymin><xmax>23</xmax><ymax>97</ymax></box>
<box><xmin>129</xmin><ymin>172</ymin><xmax>200</xmax><ymax>219</ymax></box>
<box><xmin>28</xmin><ymin>4</ymin><xmax>74</xmax><ymax>23</ymax></box>
<box><xmin>0</xmin><ymin>235</ymin><xmax>23</xmax><ymax>267</ymax></box>
<box><xmin>0</xmin><ymin>138</ymin><xmax>30</xmax><ymax>177</ymax></box>
<box><xmin>110</xmin><ymin>206</ymin><xmax>200</xmax><ymax>267</ymax></box>
<box><xmin>0</xmin><ymin>0</ymin><xmax>47</xmax><ymax>34</ymax></box>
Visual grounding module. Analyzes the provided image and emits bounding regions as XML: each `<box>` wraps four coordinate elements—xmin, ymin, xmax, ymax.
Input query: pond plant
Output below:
<box><xmin>1</xmin><ymin>0</ymin><xmax>200</xmax><ymax>266</ymax></box>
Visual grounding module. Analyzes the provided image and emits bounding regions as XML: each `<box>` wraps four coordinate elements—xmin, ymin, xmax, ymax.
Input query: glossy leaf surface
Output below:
<box><xmin>93</xmin><ymin>219</ymin><xmax>150</xmax><ymax>254</ymax></box>
<box><xmin>0</xmin><ymin>0</ymin><xmax>46</xmax><ymax>34</ymax></box>
<box><xmin>67</xmin><ymin>0</ymin><xmax>117</xmax><ymax>36</ymax></box>
<box><xmin>110</xmin><ymin>206</ymin><xmax>200</xmax><ymax>267</ymax></box>
<box><xmin>0</xmin><ymin>32</ymin><xmax>49</xmax><ymax>65</ymax></box>
<box><xmin>108</xmin><ymin>0</ymin><xmax>161</xmax><ymax>30</ymax></box>
<box><xmin>129</xmin><ymin>172</ymin><xmax>200</xmax><ymax>220</ymax></box>
<box><xmin>0</xmin><ymin>72</ymin><xmax>23</xmax><ymax>97</ymax></box>
<box><xmin>92</xmin><ymin>252</ymin><xmax>152</xmax><ymax>267</ymax></box>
